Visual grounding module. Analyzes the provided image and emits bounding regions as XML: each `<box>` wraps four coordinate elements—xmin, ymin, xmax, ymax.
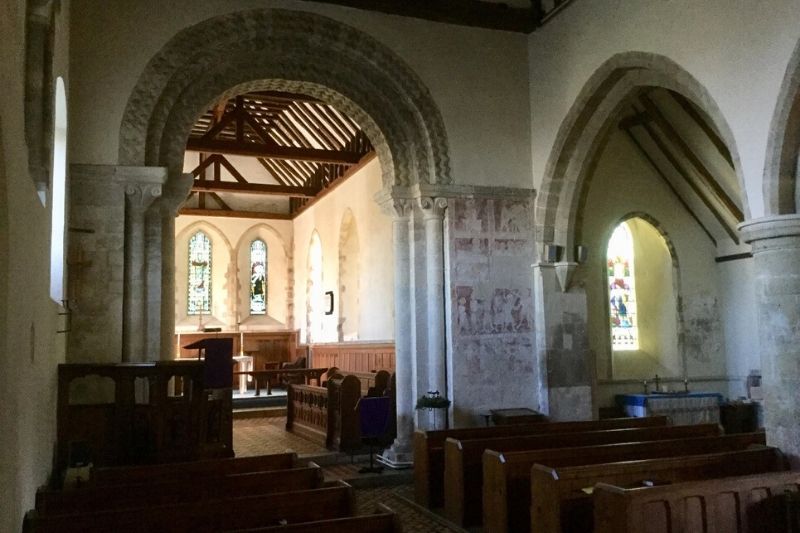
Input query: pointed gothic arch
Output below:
<box><xmin>764</xmin><ymin>38</ymin><xmax>800</xmax><ymax>215</ymax></box>
<box><xmin>536</xmin><ymin>52</ymin><xmax>747</xmax><ymax>254</ymax></box>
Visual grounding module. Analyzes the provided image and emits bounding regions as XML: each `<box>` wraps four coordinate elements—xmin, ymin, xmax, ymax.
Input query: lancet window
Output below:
<box><xmin>250</xmin><ymin>239</ymin><xmax>267</xmax><ymax>315</ymax></box>
<box><xmin>188</xmin><ymin>231</ymin><xmax>212</xmax><ymax>315</ymax></box>
<box><xmin>607</xmin><ymin>222</ymin><xmax>639</xmax><ymax>350</ymax></box>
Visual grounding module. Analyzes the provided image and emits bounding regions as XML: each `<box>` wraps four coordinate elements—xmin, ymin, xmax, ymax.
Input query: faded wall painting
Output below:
<box><xmin>448</xmin><ymin>196</ymin><xmax>538</xmax><ymax>423</ymax></box>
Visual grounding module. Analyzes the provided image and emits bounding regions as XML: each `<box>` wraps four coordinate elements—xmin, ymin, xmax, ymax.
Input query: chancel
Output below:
<box><xmin>4</xmin><ymin>1</ymin><xmax>800</xmax><ymax>531</ymax></box>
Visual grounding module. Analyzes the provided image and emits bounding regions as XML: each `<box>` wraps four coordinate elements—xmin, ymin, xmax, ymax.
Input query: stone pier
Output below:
<box><xmin>740</xmin><ymin>214</ymin><xmax>800</xmax><ymax>468</ymax></box>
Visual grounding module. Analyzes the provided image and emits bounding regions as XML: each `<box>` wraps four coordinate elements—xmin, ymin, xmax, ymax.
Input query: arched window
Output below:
<box><xmin>188</xmin><ymin>231</ymin><xmax>212</xmax><ymax>315</ymax></box>
<box><xmin>607</xmin><ymin>221</ymin><xmax>638</xmax><ymax>350</ymax></box>
<box><xmin>250</xmin><ymin>239</ymin><xmax>267</xmax><ymax>315</ymax></box>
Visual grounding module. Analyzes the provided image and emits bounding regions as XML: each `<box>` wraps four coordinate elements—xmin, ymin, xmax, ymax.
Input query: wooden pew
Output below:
<box><xmin>593</xmin><ymin>470</ymin><xmax>800</xmax><ymax>533</ymax></box>
<box><xmin>529</xmin><ymin>446</ymin><xmax>785</xmax><ymax>533</ymax></box>
<box><xmin>227</xmin><ymin>503</ymin><xmax>402</xmax><ymax>533</ymax></box>
<box><xmin>37</xmin><ymin>463</ymin><xmax>323</xmax><ymax>516</ymax></box>
<box><xmin>444</xmin><ymin>423</ymin><xmax>720</xmax><ymax>527</ymax></box>
<box><xmin>481</xmin><ymin>432</ymin><xmax>767</xmax><ymax>533</ymax></box>
<box><xmin>24</xmin><ymin>480</ymin><xmax>355</xmax><ymax>533</ymax></box>
<box><xmin>89</xmin><ymin>452</ymin><xmax>297</xmax><ymax>486</ymax></box>
<box><xmin>413</xmin><ymin>416</ymin><xmax>668</xmax><ymax>507</ymax></box>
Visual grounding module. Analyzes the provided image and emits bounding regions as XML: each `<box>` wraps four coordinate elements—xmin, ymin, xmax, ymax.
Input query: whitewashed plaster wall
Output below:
<box><xmin>68</xmin><ymin>0</ymin><xmax>532</xmax><ymax>189</ymax></box>
<box><xmin>577</xmin><ymin>130</ymin><xmax>757</xmax><ymax>406</ymax></box>
<box><xmin>292</xmin><ymin>158</ymin><xmax>394</xmax><ymax>344</ymax></box>
<box><xmin>0</xmin><ymin>1</ymin><xmax>70</xmax><ymax>532</ymax></box>
<box><xmin>174</xmin><ymin>216</ymin><xmax>293</xmax><ymax>332</ymax></box>
<box><xmin>527</xmin><ymin>0</ymin><xmax>800</xmax><ymax>218</ymax></box>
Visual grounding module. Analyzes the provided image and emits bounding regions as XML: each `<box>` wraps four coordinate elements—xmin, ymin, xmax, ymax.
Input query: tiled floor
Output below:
<box><xmin>233</xmin><ymin>416</ymin><xmax>328</xmax><ymax>456</ymax></box>
<box><xmin>232</xmin><ymin>417</ymin><xmax>462</xmax><ymax>532</ymax></box>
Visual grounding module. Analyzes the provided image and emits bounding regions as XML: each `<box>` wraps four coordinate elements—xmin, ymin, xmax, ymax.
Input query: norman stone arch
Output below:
<box><xmin>112</xmin><ymin>8</ymin><xmax>454</xmax><ymax>463</ymax></box>
<box><xmin>117</xmin><ymin>9</ymin><xmax>451</xmax><ymax>190</ymax></box>
<box><xmin>536</xmin><ymin>52</ymin><xmax>747</xmax><ymax>255</ymax></box>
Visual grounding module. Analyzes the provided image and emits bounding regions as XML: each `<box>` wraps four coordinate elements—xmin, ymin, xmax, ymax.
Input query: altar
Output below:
<box><xmin>616</xmin><ymin>392</ymin><xmax>724</xmax><ymax>425</ymax></box>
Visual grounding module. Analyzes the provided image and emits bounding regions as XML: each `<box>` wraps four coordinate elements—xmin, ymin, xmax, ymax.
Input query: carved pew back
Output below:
<box><xmin>593</xmin><ymin>471</ymin><xmax>800</xmax><ymax>533</ymax></box>
<box><xmin>24</xmin><ymin>480</ymin><xmax>355</xmax><ymax>533</ymax></box>
<box><xmin>413</xmin><ymin>416</ymin><xmax>668</xmax><ymax>507</ymax></box>
<box><xmin>529</xmin><ymin>446</ymin><xmax>784</xmax><ymax>533</ymax></box>
<box><xmin>37</xmin><ymin>463</ymin><xmax>323</xmax><ymax>516</ymax></box>
<box><xmin>444</xmin><ymin>423</ymin><xmax>721</xmax><ymax>526</ymax></box>
<box><xmin>90</xmin><ymin>452</ymin><xmax>297</xmax><ymax>486</ymax></box>
<box><xmin>481</xmin><ymin>432</ymin><xmax>767</xmax><ymax>533</ymax></box>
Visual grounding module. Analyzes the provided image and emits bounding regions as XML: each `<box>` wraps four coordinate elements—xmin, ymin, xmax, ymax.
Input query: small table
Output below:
<box><xmin>616</xmin><ymin>392</ymin><xmax>723</xmax><ymax>425</ymax></box>
<box><xmin>232</xmin><ymin>355</ymin><xmax>253</xmax><ymax>394</ymax></box>
<box><xmin>490</xmin><ymin>408</ymin><xmax>547</xmax><ymax>425</ymax></box>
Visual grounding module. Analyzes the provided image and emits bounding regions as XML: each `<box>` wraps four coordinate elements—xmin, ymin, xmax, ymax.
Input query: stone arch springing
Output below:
<box><xmin>338</xmin><ymin>209</ymin><xmax>360</xmax><ymax>341</ymax></box>
<box><xmin>117</xmin><ymin>9</ymin><xmax>451</xmax><ymax>191</ymax></box>
<box><xmin>536</xmin><ymin>52</ymin><xmax>747</xmax><ymax>256</ymax></box>
<box><xmin>764</xmin><ymin>38</ymin><xmax>800</xmax><ymax>215</ymax></box>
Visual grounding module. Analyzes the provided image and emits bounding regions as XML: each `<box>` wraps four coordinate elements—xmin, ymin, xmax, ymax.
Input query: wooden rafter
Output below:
<box><xmin>635</xmin><ymin>115</ymin><xmax>740</xmax><ymax>244</ymax></box>
<box><xmin>639</xmin><ymin>94</ymin><xmax>743</xmax><ymax>222</ymax></box>
<box><xmin>179</xmin><ymin>208</ymin><xmax>292</xmax><ymax>220</ymax></box>
<box><xmin>186</xmin><ymin>139</ymin><xmax>363</xmax><ymax>164</ymax></box>
<box><xmin>621</xmin><ymin>127</ymin><xmax>717</xmax><ymax>246</ymax></box>
<box><xmin>667</xmin><ymin>90</ymin><xmax>734</xmax><ymax>167</ymax></box>
<box><xmin>192</xmin><ymin>180</ymin><xmax>318</xmax><ymax>197</ymax></box>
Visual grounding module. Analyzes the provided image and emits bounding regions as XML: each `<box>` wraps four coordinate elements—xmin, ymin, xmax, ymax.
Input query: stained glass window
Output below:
<box><xmin>188</xmin><ymin>231</ymin><xmax>211</xmax><ymax>315</ymax></box>
<box><xmin>250</xmin><ymin>239</ymin><xmax>267</xmax><ymax>315</ymax></box>
<box><xmin>607</xmin><ymin>222</ymin><xmax>639</xmax><ymax>350</ymax></box>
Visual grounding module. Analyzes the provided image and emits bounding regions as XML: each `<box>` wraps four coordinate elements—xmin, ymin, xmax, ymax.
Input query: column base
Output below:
<box><xmin>377</xmin><ymin>439</ymin><xmax>414</xmax><ymax>469</ymax></box>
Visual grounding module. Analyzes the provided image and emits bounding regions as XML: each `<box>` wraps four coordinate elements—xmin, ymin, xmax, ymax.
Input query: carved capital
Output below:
<box><xmin>390</xmin><ymin>199</ymin><xmax>413</xmax><ymax>219</ymax></box>
<box><xmin>418</xmin><ymin>196</ymin><xmax>448</xmax><ymax>219</ymax></box>
<box><xmin>125</xmin><ymin>183</ymin><xmax>162</xmax><ymax>210</ymax></box>
<box><xmin>159</xmin><ymin>173</ymin><xmax>194</xmax><ymax>216</ymax></box>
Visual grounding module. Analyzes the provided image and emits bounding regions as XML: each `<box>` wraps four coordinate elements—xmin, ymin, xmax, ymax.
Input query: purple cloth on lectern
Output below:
<box><xmin>358</xmin><ymin>396</ymin><xmax>391</xmax><ymax>438</ymax></box>
<box><xmin>183</xmin><ymin>338</ymin><xmax>233</xmax><ymax>389</ymax></box>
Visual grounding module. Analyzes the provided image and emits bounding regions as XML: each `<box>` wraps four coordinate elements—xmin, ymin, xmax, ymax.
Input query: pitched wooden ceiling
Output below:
<box><xmin>182</xmin><ymin>91</ymin><xmax>374</xmax><ymax>220</ymax></box>
<box><xmin>617</xmin><ymin>88</ymin><xmax>744</xmax><ymax>250</ymax></box>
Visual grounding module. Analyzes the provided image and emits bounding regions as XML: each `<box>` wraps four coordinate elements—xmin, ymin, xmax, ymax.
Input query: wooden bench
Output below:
<box><xmin>593</xmin><ymin>470</ymin><xmax>800</xmax><ymax>533</ymax></box>
<box><xmin>226</xmin><ymin>504</ymin><xmax>402</xmax><ymax>533</ymax></box>
<box><xmin>37</xmin><ymin>463</ymin><xmax>323</xmax><ymax>516</ymax></box>
<box><xmin>444</xmin><ymin>423</ymin><xmax>720</xmax><ymax>526</ymax></box>
<box><xmin>24</xmin><ymin>480</ymin><xmax>355</xmax><ymax>533</ymax></box>
<box><xmin>413</xmin><ymin>416</ymin><xmax>668</xmax><ymax>507</ymax></box>
<box><xmin>89</xmin><ymin>452</ymin><xmax>297</xmax><ymax>486</ymax></box>
<box><xmin>481</xmin><ymin>432</ymin><xmax>767</xmax><ymax>533</ymax></box>
<box><xmin>529</xmin><ymin>447</ymin><xmax>784</xmax><ymax>533</ymax></box>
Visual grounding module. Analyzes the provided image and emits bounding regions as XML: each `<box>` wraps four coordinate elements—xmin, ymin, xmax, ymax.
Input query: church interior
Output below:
<box><xmin>3</xmin><ymin>0</ymin><xmax>800</xmax><ymax>531</ymax></box>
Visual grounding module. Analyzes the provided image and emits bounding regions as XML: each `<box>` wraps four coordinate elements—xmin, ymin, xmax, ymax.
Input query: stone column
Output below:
<box><xmin>382</xmin><ymin>199</ymin><xmax>414</xmax><ymax>465</ymax></box>
<box><xmin>419</xmin><ymin>197</ymin><xmax>449</xmax><ymax>399</ymax></box>
<box><xmin>122</xmin><ymin>179</ymin><xmax>163</xmax><ymax>362</ymax></box>
<box><xmin>158</xmin><ymin>173</ymin><xmax>194</xmax><ymax>360</ymax></box>
<box><xmin>740</xmin><ymin>214</ymin><xmax>800</xmax><ymax>467</ymax></box>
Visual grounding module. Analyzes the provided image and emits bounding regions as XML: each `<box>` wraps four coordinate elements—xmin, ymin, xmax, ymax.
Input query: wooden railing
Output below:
<box><xmin>57</xmin><ymin>361</ymin><xmax>232</xmax><ymax>473</ymax></box>
<box><xmin>233</xmin><ymin>368</ymin><xmax>327</xmax><ymax>396</ymax></box>
<box><xmin>310</xmin><ymin>341</ymin><xmax>395</xmax><ymax>374</ymax></box>
<box><xmin>286</xmin><ymin>373</ymin><xmax>383</xmax><ymax>452</ymax></box>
